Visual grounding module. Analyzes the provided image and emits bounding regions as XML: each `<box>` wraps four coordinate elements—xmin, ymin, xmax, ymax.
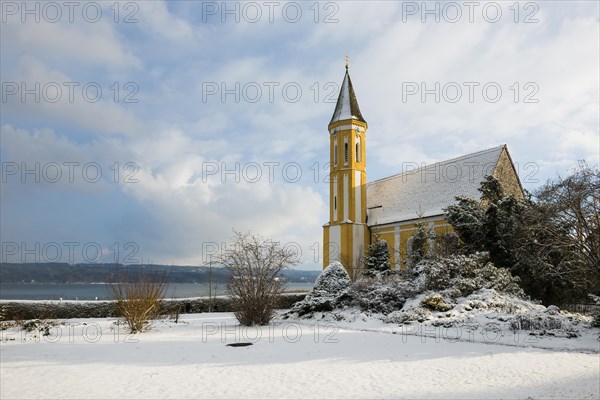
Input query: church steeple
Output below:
<box><xmin>323</xmin><ymin>63</ymin><xmax>370</xmax><ymax>270</ymax></box>
<box><xmin>329</xmin><ymin>67</ymin><xmax>366</xmax><ymax>125</ymax></box>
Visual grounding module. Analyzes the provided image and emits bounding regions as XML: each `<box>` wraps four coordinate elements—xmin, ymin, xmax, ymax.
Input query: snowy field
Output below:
<box><xmin>1</xmin><ymin>312</ymin><xmax>599</xmax><ymax>399</ymax></box>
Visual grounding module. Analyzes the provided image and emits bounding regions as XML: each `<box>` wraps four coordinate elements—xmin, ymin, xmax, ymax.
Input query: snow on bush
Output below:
<box><xmin>411</xmin><ymin>252</ymin><xmax>524</xmax><ymax>298</ymax></box>
<box><xmin>589</xmin><ymin>294</ymin><xmax>600</xmax><ymax>328</ymax></box>
<box><xmin>288</xmin><ymin>254</ymin><xmax>595</xmax><ymax>338</ymax></box>
<box><xmin>453</xmin><ymin>288</ymin><xmax>543</xmax><ymax>314</ymax></box>
<box><xmin>509</xmin><ymin>314</ymin><xmax>566</xmax><ymax>332</ymax></box>
<box><xmin>381</xmin><ymin>253</ymin><xmax>527</xmax><ymax>324</ymax></box>
<box><xmin>507</xmin><ymin>305</ymin><xmax>589</xmax><ymax>338</ymax></box>
<box><xmin>421</xmin><ymin>292</ymin><xmax>454</xmax><ymax>312</ymax></box>
<box><xmin>288</xmin><ymin>262</ymin><xmax>351</xmax><ymax>317</ymax></box>
<box><xmin>343</xmin><ymin>276</ymin><xmax>414</xmax><ymax>314</ymax></box>
<box><xmin>385</xmin><ymin>307</ymin><xmax>432</xmax><ymax>324</ymax></box>
<box><xmin>312</xmin><ymin>262</ymin><xmax>352</xmax><ymax>294</ymax></box>
<box><xmin>291</xmin><ymin>254</ymin><xmax>525</xmax><ymax>319</ymax></box>
<box><xmin>364</xmin><ymin>239</ymin><xmax>391</xmax><ymax>275</ymax></box>
<box><xmin>389</xmin><ymin>288</ymin><xmax>590</xmax><ymax>338</ymax></box>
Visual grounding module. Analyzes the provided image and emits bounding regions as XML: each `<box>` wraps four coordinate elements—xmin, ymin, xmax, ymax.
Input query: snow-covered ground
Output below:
<box><xmin>1</xmin><ymin>312</ymin><xmax>599</xmax><ymax>399</ymax></box>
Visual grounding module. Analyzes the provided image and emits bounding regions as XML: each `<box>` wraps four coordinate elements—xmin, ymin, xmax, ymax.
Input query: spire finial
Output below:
<box><xmin>345</xmin><ymin>54</ymin><xmax>349</xmax><ymax>70</ymax></box>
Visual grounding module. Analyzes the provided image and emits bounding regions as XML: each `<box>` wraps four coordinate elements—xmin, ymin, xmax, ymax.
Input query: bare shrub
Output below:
<box><xmin>509</xmin><ymin>315</ymin><xmax>565</xmax><ymax>331</ymax></box>
<box><xmin>108</xmin><ymin>269</ymin><xmax>168</xmax><ymax>333</ymax></box>
<box><xmin>340</xmin><ymin>252</ymin><xmax>365</xmax><ymax>282</ymax></box>
<box><xmin>220</xmin><ymin>231</ymin><xmax>297</xmax><ymax>326</ymax></box>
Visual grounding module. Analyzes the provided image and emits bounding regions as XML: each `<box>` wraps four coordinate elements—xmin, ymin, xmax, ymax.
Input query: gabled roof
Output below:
<box><xmin>366</xmin><ymin>145</ymin><xmax>506</xmax><ymax>226</ymax></box>
<box><xmin>329</xmin><ymin>67</ymin><xmax>366</xmax><ymax>125</ymax></box>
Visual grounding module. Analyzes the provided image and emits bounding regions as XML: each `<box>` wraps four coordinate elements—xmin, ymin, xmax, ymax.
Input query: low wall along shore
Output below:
<box><xmin>0</xmin><ymin>294</ymin><xmax>307</xmax><ymax>321</ymax></box>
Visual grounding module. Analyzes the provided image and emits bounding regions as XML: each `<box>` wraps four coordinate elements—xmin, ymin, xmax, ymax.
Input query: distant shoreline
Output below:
<box><xmin>0</xmin><ymin>282</ymin><xmax>314</xmax><ymax>301</ymax></box>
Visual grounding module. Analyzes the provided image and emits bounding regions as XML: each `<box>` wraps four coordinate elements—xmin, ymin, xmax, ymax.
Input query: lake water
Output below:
<box><xmin>0</xmin><ymin>282</ymin><xmax>314</xmax><ymax>301</ymax></box>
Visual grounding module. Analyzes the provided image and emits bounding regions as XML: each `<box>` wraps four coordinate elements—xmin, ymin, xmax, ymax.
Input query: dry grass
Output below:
<box><xmin>108</xmin><ymin>270</ymin><xmax>168</xmax><ymax>333</ymax></box>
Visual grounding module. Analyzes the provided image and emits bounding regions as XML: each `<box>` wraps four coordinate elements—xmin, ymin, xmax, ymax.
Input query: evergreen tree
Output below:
<box><xmin>407</xmin><ymin>220</ymin><xmax>430</xmax><ymax>267</ymax></box>
<box><xmin>444</xmin><ymin>197</ymin><xmax>484</xmax><ymax>253</ymax></box>
<box><xmin>446</xmin><ymin>176</ymin><xmax>526</xmax><ymax>270</ymax></box>
<box><xmin>364</xmin><ymin>238</ymin><xmax>391</xmax><ymax>274</ymax></box>
<box><xmin>444</xmin><ymin>169</ymin><xmax>600</xmax><ymax>305</ymax></box>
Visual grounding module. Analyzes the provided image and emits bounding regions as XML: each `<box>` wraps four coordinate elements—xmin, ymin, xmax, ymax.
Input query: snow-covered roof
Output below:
<box><xmin>367</xmin><ymin>145</ymin><xmax>506</xmax><ymax>226</ymax></box>
<box><xmin>329</xmin><ymin>67</ymin><xmax>366</xmax><ymax>125</ymax></box>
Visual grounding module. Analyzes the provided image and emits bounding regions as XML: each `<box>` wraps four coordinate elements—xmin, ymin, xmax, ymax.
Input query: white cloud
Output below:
<box><xmin>1</xmin><ymin>124</ymin><xmax>327</xmax><ymax>267</ymax></box>
<box><xmin>2</xmin><ymin>56</ymin><xmax>145</xmax><ymax>136</ymax></box>
<box><xmin>350</xmin><ymin>9</ymin><xmax>599</xmax><ymax>186</ymax></box>
<box><xmin>135</xmin><ymin>1</ymin><xmax>194</xmax><ymax>41</ymax></box>
<box><xmin>2</xmin><ymin>14</ymin><xmax>141</xmax><ymax>70</ymax></box>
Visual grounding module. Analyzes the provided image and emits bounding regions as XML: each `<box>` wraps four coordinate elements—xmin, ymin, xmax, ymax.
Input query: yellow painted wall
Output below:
<box><xmin>371</xmin><ymin>217</ymin><xmax>454</xmax><ymax>270</ymax></box>
<box><xmin>323</xmin><ymin>119</ymin><xmax>369</xmax><ymax>269</ymax></box>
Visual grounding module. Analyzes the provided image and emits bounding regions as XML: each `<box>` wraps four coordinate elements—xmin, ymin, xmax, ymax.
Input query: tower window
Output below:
<box><xmin>355</xmin><ymin>136</ymin><xmax>362</xmax><ymax>163</ymax></box>
<box><xmin>344</xmin><ymin>143</ymin><xmax>348</xmax><ymax>163</ymax></box>
<box><xmin>334</xmin><ymin>196</ymin><xmax>337</xmax><ymax>211</ymax></box>
<box><xmin>334</xmin><ymin>142</ymin><xmax>338</xmax><ymax>165</ymax></box>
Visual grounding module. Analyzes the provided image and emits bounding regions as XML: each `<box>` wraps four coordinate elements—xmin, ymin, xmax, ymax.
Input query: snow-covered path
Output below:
<box><xmin>1</xmin><ymin>313</ymin><xmax>598</xmax><ymax>399</ymax></box>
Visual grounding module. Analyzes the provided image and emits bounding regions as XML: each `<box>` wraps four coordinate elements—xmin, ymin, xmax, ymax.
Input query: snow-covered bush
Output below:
<box><xmin>421</xmin><ymin>292</ymin><xmax>454</xmax><ymax>312</ymax></box>
<box><xmin>589</xmin><ymin>294</ymin><xmax>600</xmax><ymax>328</ymax></box>
<box><xmin>312</xmin><ymin>262</ymin><xmax>352</xmax><ymax>294</ymax></box>
<box><xmin>364</xmin><ymin>239</ymin><xmax>391</xmax><ymax>275</ymax></box>
<box><xmin>21</xmin><ymin>319</ymin><xmax>56</xmax><ymax>336</ymax></box>
<box><xmin>291</xmin><ymin>254</ymin><xmax>526</xmax><ymax>320</ymax></box>
<box><xmin>289</xmin><ymin>262</ymin><xmax>351</xmax><ymax>317</ymax></box>
<box><xmin>509</xmin><ymin>314</ymin><xmax>564</xmax><ymax>332</ymax></box>
<box><xmin>384</xmin><ymin>287</ymin><xmax>590</xmax><ymax>335</ymax></box>
<box><xmin>450</xmin><ymin>289</ymin><xmax>543</xmax><ymax>316</ymax></box>
<box><xmin>344</xmin><ymin>277</ymin><xmax>414</xmax><ymax>314</ymax></box>
<box><xmin>343</xmin><ymin>253</ymin><xmax>522</xmax><ymax>317</ymax></box>
<box><xmin>508</xmin><ymin>308</ymin><xmax>587</xmax><ymax>338</ymax></box>
<box><xmin>411</xmin><ymin>252</ymin><xmax>524</xmax><ymax>298</ymax></box>
<box><xmin>407</xmin><ymin>222</ymin><xmax>430</xmax><ymax>268</ymax></box>
<box><xmin>385</xmin><ymin>307</ymin><xmax>431</xmax><ymax>324</ymax></box>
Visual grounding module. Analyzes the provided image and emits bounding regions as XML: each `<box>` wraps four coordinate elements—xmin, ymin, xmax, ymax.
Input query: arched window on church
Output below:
<box><xmin>334</xmin><ymin>141</ymin><xmax>338</xmax><ymax>165</ymax></box>
<box><xmin>355</xmin><ymin>137</ymin><xmax>361</xmax><ymax>163</ymax></box>
<box><xmin>407</xmin><ymin>233</ymin><xmax>426</xmax><ymax>267</ymax></box>
<box><xmin>333</xmin><ymin>176</ymin><xmax>338</xmax><ymax>221</ymax></box>
<box><xmin>344</xmin><ymin>142</ymin><xmax>348</xmax><ymax>163</ymax></box>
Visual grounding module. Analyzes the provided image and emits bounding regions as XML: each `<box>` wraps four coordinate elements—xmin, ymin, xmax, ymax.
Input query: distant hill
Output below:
<box><xmin>0</xmin><ymin>263</ymin><xmax>321</xmax><ymax>284</ymax></box>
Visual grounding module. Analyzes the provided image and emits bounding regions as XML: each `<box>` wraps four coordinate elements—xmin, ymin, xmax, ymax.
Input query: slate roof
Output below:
<box><xmin>366</xmin><ymin>145</ymin><xmax>506</xmax><ymax>226</ymax></box>
<box><xmin>329</xmin><ymin>67</ymin><xmax>366</xmax><ymax>125</ymax></box>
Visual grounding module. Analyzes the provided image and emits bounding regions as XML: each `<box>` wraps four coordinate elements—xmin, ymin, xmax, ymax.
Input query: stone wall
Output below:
<box><xmin>493</xmin><ymin>147</ymin><xmax>524</xmax><ymax>198</ymax></box>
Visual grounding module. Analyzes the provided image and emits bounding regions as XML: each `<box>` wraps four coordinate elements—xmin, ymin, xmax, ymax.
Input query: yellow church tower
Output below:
<box><xmin>323</xmin><ymin>62</ymin><xmax>370</xmax><ymax>270</ymax></box>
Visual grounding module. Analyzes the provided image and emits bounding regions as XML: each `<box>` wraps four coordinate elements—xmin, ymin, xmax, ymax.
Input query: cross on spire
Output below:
<box><xmin>345</xmin><ymin>54</ymin><xmax>349</xmax><ymax>69</ymax></box>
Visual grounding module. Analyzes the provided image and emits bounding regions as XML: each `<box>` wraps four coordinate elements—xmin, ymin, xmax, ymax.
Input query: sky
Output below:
<box><xmin>1</xmin><ymin>0</ymin><xmax>599</xmax><ymax>270</ymax></box>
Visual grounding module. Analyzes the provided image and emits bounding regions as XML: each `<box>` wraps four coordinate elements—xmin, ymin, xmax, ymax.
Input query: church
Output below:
<box><xmin>322</xmin><ymin>64</ymin><xmax>524</xmax><ymax>272</ymax></box>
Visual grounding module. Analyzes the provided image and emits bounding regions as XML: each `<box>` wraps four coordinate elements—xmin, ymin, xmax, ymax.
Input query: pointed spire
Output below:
<box><xmin>329</xmin><ymin>63</ymin><xmax>366</xmax><ymax>125</ymax></box>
